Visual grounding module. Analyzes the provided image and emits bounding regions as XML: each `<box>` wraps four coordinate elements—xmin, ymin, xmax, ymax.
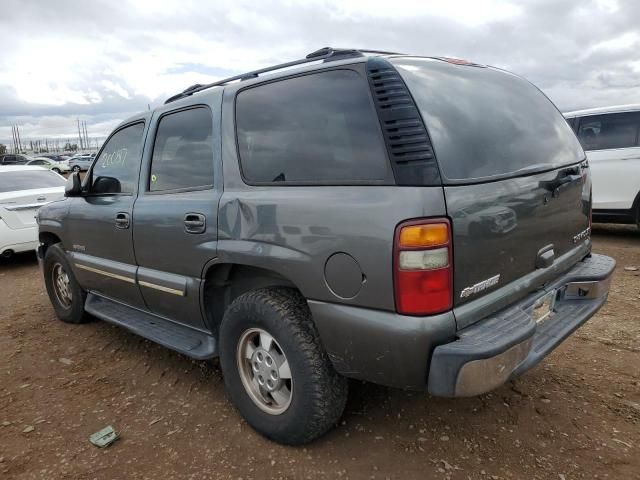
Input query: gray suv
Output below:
<box><xmin>37</xmin><ymin>48</ymin><xmax>615</xmax><ymax>445</ymax></box>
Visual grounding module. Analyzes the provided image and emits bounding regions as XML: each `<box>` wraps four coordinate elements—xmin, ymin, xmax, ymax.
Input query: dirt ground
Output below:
<box><xmin>0</xmin><ymin>225</ymin><xmax>638</xmax><ymax>480</ymax></box>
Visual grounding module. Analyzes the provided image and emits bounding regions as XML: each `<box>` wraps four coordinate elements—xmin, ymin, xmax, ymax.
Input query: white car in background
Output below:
<box><xmin>68</xmin><ymin>153</ymin><xmax>96</xmax><ymax>172</ymax></box>
<box><xmin>0</xmin><ymin>166</ymin><xmax>66</xmax><ymax>258</ymax></box>
<box><xmin>565</xmin><ymin>104</ymin><xmax>640</xmax><ymax>227</ymax></box>
<box><xmin>27</xmin><ymin>157</ymin><xmax>71</xmax><ymax>174</ymax></box>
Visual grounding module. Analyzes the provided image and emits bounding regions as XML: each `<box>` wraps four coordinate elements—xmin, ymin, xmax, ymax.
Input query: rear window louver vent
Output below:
<box><xmin>366</xmin><ymin>57</ymin><xmax>442</xmax><ymax>186</ymax></box>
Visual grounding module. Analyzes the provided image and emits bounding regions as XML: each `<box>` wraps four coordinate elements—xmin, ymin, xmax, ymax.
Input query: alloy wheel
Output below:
<box><xmin>236</xmin><ymin>328</ymin><xmax>293</xmax><ymax>415</ymax></box>
<box><xmin>51</xmin><ymin>262</ymin><xmax>73</xmax><ymax>308</ymax></box>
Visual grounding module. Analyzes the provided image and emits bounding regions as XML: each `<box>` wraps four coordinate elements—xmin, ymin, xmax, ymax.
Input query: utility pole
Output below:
<box><xmin>83</xmin><ymin>121</ymin><xmax>89</xmax><ymax>150</ymax></box>
<box><xmin>77</xmin><ymin>119</ymin><xmax>83</xmax><ymax>150</ymax></box>
<box><xmin>15</xmin><ymin>125</ymin><xmax>23</xmax><ymax>152</ymax></box>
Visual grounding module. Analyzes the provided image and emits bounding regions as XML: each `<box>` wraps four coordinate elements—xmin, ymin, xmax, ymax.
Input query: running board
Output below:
<box><xmin>85</xmin><ymin>293</ymin><xmax>217</xmax><ymax>360</ymax></box>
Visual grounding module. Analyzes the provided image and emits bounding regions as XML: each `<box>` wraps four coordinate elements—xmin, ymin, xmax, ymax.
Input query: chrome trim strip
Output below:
<box><xmin>74</xmin><ymin>264</ymin><xmax>136</xmax><ymax>284</ymax></box>
<box><xmin>138</xmin><ymin>280</ymin><xmax>185</xmax><ymax>297</ymax></box>
<box><xmin>4</xmin><ymin>202</ymin><xmax>50</xmax><ymax>211</ymax></box>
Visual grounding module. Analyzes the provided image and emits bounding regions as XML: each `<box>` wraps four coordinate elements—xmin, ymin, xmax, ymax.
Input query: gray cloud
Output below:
<box><xmin>1</xmin><ymin>0</ymin><xmax>639</xmax><ymax>146</ymax></box>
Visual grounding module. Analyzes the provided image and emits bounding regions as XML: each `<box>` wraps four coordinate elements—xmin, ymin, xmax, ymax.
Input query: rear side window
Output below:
<box><xmin>577</xmin><ymin>112</ymin><xmax>640</xmax><ymax>151</ymax></box>
<box><xmin>236</xmin><ymin>70</ymin><xmax>388</xmax><ymax>184</ymax></box>
<box><xmin>149</xmin><ymin>107</ymin><xmax>214</xmax><ymax>191</ymax></box>
<box><xmin>91</xmin><ymin>123</ymin><xmax>145</xmax><ymax>194</ymax></box>
<box><xmin>390</xmin><ymin>57</ymin><xmax>585</xmax><ymax>183</ymax></box>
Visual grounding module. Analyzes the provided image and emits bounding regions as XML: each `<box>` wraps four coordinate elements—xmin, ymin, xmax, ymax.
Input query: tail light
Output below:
<box><xmin>393</xmin><ymin>218</ymin><xmax>453</xmax><ymax>316</ymax></box>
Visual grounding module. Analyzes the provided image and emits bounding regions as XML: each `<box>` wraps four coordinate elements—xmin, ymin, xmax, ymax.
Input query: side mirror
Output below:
<box><xmin>93</xmin><ymin>176</ymin><xmax>121</xmax><ymax>194</ymax></box>
<box><xmin>64</xmin><ymin>172</ymin><xmax>83</xmax><ymax>197</ymax></box>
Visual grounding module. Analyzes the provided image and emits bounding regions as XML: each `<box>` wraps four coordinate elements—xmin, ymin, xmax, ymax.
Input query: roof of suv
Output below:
<box><xmin>162</xmin><ymin>47</ymin><xmax>400</xmax><ymax>105</ymax></box>
<box><xmin>117</xmin><ymin>47</ymin><xmax>490</xmax><ymax>132</ymax></box>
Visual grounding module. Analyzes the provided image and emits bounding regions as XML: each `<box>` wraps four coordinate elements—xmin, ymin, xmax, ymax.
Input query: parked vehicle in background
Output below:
<box><xmin>0</xmin><ymin>154</ymin><xmax>33</xmax><ymax>165</ymax></box>
<box><xmin>38</xmin><ymin>47</ymin><xmax>614</xmax><ymax>445</ymax></box>
<box><xmin>565</xmin><ymin>104</ymin><xmax>640</xmax><ymax>227</ymax></box>
<box><xmin>68</xmin><ymin>153</ymin><xmax>96</xmax><ymax>172</ymax></box>
<box><xmin>1</xmin><ymin>166</ymin><xmax>65</xmax><ymax>258</ymax></box>
<box><xmin>27</xmin><ymin>157</ymin><xmax>71</xmax><ymax>174</ymax></box>
<box><xmin>39</xmin><ymin>154</ymin><xmax>71</xmax><ymax>163</ymax></box>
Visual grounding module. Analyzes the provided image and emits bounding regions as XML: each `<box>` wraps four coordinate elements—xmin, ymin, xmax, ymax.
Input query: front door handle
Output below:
<box><xmin>115</xmin><ymin>212</ymin><xmax>130</xmax><ymax>229</ymax></box>
<box><xmin>184</xmin><ymin>213</ymin><xmax>206</xmax><ymax>234</ymax></box>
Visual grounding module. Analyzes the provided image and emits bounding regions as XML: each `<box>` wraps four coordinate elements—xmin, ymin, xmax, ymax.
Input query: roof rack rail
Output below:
<box><xmin>164</xmin><ymin>47</ymin><xmax>401</xmax><ymax>104</ymax></box>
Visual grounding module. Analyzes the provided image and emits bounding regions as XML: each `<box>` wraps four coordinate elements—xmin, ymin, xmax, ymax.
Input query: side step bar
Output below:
<box><xmin>85</xmin><ymin>293</ymin><xmax>217</xmax><ymax>360</ymax></box>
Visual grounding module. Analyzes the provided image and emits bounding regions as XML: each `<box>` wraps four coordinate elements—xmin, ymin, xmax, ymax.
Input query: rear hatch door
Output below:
<box><xmin>444</xmin><ymin>165</ymin><xmax>589</xmax><ymax>307</ymax></box>
<box><xmin>391</xmin><ymin>57</ymin><xmax>590</xmax><ymax>327</ymax></box>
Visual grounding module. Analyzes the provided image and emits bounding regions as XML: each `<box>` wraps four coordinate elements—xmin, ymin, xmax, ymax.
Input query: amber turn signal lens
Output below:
<box><xmin>399</xmin><ymin>223</ymin><xmax>449</xmax><ymax>248</ymax></box>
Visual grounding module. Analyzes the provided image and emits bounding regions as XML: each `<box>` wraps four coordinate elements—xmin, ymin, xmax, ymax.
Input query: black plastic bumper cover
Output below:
<box><xmin>427</xmin><ymin>254</ymin><xmax>616</xmax><ymax>397</ymax></box>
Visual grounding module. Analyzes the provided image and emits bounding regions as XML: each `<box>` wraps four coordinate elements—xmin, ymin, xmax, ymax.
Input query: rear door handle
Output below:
<box><xmin>115</xmin><ymin>212</ymin><xmax>130</xmax><ymax>229</ymax></box>
<box><xmin>184</xmin><ymin>213</ymin><xmax>206</xmax><ymax>234</ymax></box>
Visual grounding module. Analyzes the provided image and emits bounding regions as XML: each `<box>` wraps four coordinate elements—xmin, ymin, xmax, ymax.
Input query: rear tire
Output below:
<box><xmin>219</xmin><ymin>287</ymin><xmax>348</xmax><ymax>445</ymax></box>
<box><xmin>43</xmin><ymin>244</ymin><xmax>88</xmax><ymax>324</ymax></box>
<box><xmin>52</xmin><ymin>168</ymin><xmax>61</xmax><ymax>173</ymax></box>
<box><xmin>72</xmin><ymin>166</ymin><xmax>81</xmax><ymax>173</ymax></box>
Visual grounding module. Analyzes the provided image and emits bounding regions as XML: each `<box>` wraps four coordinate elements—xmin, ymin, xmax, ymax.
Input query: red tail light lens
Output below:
<box><xmin>394</xmin><ymin>219</ymin><xmax>453</xmax><ymax>316</ymax></box>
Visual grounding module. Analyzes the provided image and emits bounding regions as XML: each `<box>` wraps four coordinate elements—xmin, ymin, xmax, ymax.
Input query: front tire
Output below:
<box><xmin>43</xmin><ymin>244</ymin><xmax>88</xmax><ymax>324</ymax></box>
<box><xmin>219</xmin><ymin>288</ymin><xmax>348</xmax><ymax>445</ymax></box>
<box><xmin>52</xmin><ymin>168</ymin><xmax>61</xmax><ymax>173</ymax></box>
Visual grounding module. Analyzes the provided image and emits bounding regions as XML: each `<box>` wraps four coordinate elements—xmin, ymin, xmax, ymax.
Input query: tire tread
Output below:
<box><xmin>220</xmin><ymin>287</ymin><xmax>347</xmax><ymax>444</ymax></box>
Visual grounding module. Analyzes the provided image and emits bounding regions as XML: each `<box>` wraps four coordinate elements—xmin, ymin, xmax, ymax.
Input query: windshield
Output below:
<box><xmin>390</xmin><ymin>57</ymin><xmax>584</xmax><ymax>183</ymax></box>
<box><xmin>0</xmin><ymin>170</ymin><xmax>66</xmax><ymax>193</ymax></box>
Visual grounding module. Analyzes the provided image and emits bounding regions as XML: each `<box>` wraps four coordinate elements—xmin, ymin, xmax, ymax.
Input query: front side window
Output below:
<box><xmin>577</xmin><ymin>112</ymin><xmax>640</xmax><ymax>151</ymax></box>
<box><xmin>91</xmin><ymin>123</ymin><xmax>145</xmax><ymax>194</ymax></box>
<box><xmin>236</xmin><ymin>69</ymin><xmax>388</xmax><ymax>184</ymax></box>
<box><xmin>149</xmin><ymin>107</ymin><xmax>213</xmax><ymax>192</ymax></box>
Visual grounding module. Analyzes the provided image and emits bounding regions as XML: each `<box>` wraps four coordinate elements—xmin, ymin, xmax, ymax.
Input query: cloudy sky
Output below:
<box><xmin>1</xmin><ymin>0</ymin><xmax>639</xmax><ymax>148</ymax></box>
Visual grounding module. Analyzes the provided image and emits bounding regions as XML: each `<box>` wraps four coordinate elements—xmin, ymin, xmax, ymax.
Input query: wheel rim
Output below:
<box><xmin>51</xmin><ymin>262</ymin><xmax>73</xmax><ymax>308</ymax></box>
<box><xmin>236</xmin><ymin>328</ymin><xmax>293</xmax><ymax>415</ymax></box>
<box><xmin>73</xmin><ymin>166</ymin><xmax>80</xmax><ymax>172</ymax></box>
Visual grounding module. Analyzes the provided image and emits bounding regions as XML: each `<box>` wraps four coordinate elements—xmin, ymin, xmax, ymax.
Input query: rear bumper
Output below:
<box><xmin>310</xmin><ymin>253</ymin><xmax>615</xmax><ymax>393</ymax></box>
<box><xmin>427</xmin><ymin>253</ymin><xmax>615</xmax><ymax>396</ymax></box>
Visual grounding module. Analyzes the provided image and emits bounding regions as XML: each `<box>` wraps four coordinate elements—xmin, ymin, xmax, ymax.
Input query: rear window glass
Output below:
<box><xmin>236</xmin><ymin>69</ymin><xmax>388</xmax><ymax>184</ymax></box>
<box><xmin>577</xmin><ymin>112</ymin><xmax>640</xmax><ymax>151</ymax></box>
<box><xmin>0</xmin><ymin>170</ymin><xmax>65</xmax><ymax>193</ymax></box>
<box><xmin>390</xmin><ymin>57</ymin><xmax>584</xmax><ymax>182</ymax></box>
